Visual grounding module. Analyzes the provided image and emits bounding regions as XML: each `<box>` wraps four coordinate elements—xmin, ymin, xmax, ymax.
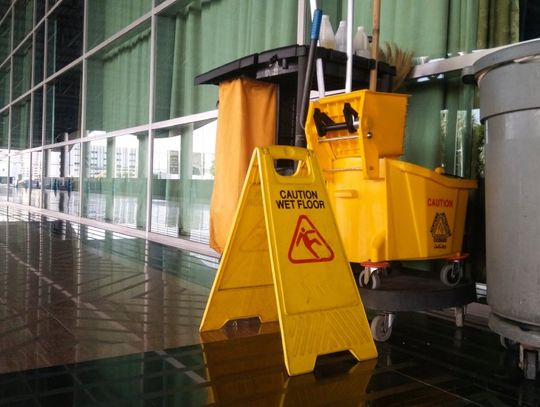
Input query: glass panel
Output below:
<box><xmin>30</xmin><ymin>150</ymin><xmax>42</xmax><ymax>207</ymax></box>
<box><xmin>32</xmin><ymin>88</ymin><xmax>43</xmax><ymax>147</ymax></box>
<box><xmin>13</xmin><ymin>0</ymin><xmax>33</xmax><ymax>47</ymax></box>
<box><xmin>0</xmin><ymin>149</ymin><xmax>8</xmax><ymax>201</ymax></box>
<box><xmin>8</xmin><ymin>153</ymin><xmax>30</xmax><ymax>204</ymax></box>
<box><xmin>12</xmin><ymin>37</ymin><xmax>32</xmax><ymax>99</ymax></box>
<box><xmin>44</xmin><ymin>144</ymin><xmax>80</xmax><ymax>215</ymax></box>
<box><xmin>151</xmin><ymin>120</ymin><xmax>215</xmax><ymax>243</ymax></box>
<box><xmin>0</xmin><ymin>107</ymin><xmax>9</xmax><ymax>201</ymax></box>
<box><xmin>0</xmin><ymin>1</ymin><xmax>11</xmax><ymax>18</ymax></box>
<box><xmin>86</xmin><ymin>0</ymin><xmax>151</xmax><ymax>50</ymax></box>
<box><xmin>34</xmin><ymin>25</ymin><xmax>44</xmax><ymax>84</ymax></box>
<box><xmin>0</xmin><ymin>112</ymin><xmax>8</xmax><ymax>201</ymax></box>
<box><xmin>45</xmin><ymin>66</ymin><xmax>81</xmax><ymax>144</ymax></box>
<box><xmin>0</xmin><ymin>110</ymin><xmax>8</xmax><ymax>149</ymax></box>
<box><xmin>36</xmin><ymin>0</ymin><xmax>45</xmax><ymax>22</ymax></box>
<box><xmin>11</xmin><ymin>97</ymin><xmax>31</xmax><ymax>151</ymax></box>
<box><xmin>0</xmin><ymin>64</ymin><xmax>9</xmax><ymax>108</ymax></box>
<box><xmin>154</xmin><ymin>0</ymin><xmax>296</xmax><ymax>120</ymax></box>
<box><xmin>86</xmin><ymin>24</ymin><xmax>150</xmax><ymax>133</ymax></box>
<box><xmin>82</xmin><ymin>133</ymin><xmax>148</xmax><ymax>230</ymax></box>
<box><xmin>46</xmin><ymin>0</ymin><xmax>84</xmax><ymax>76</ymax></box>
<box><xmin>0</xmin><ymin>10</ymin><xmax>11</xmax><ymax>64</ymax></box>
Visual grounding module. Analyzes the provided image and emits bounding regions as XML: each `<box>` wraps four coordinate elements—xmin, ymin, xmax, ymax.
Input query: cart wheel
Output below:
<box><xmin>440</xmin><ymin>262</ymin><xmax>461</xmax><ymax>287</ymax></box>
<box><xmin>522</xmin><ymin>349</ymin><xmax>538</xmax><ymax>380</ymax></box>
<box><xmin>371</xmin><ymin>315</ymin><xmax>392</xmax><ymax>342</ymax></box>
<box><xmin>500</xmin><ymin>335</ymin><xmax>519</xmax><ymax>351</ymax></box>
<box><xmin>358</xmin><ymin>269</ymin><xmax>381</xmax><ymax>290</ymax></box>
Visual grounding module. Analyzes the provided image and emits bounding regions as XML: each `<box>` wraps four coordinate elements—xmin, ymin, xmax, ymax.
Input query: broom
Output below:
<box><xmin>378</xmin><ymin>41</ymin><xmax>414</xmax><ymax>91</ymax></box>
<box><xmin>368</xmin><ymin>0</ymin><xmax>413</xmax><ymax>92</ymax></box>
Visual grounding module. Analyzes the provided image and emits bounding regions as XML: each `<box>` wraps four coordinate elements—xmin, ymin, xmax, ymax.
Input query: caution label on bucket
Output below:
<box><xmin>199</xmin><ymin>146</ymin><xmax>377</xmax><ymax>376</ymax></box>
<box><xmin>430</xmin><ymin>212</ymin><xmax>452</xmax><ymax>249</ymax></box>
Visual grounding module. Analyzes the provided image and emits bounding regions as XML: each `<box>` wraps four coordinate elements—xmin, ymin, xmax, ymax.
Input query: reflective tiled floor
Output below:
<box><xmin>0</xmin><ymin>207</ymin><xmax>216</xmax><ymax>374</ymax></box>
<box><xmin>0</xmin><ymin>207</ymin><xmax>538</xmax><ymax>406</ymax></box>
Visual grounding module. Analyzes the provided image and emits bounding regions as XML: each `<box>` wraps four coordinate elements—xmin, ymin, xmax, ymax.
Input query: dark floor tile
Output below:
<box><xmin>0</xmin><ymin>400</ymin><xmax>39</xmax><ymax>407</ymax></box>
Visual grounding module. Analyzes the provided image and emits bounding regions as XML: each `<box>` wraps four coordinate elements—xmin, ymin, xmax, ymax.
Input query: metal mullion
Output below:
<box><xmin>42</xmin><ymin>3</ymin><xmax>48</xmax><ymax>147</ymax></box>
<box><xmin>29</xmin><ymin>9</ymin><xmax>35</xmax><ymax>151</ymax></box>
<box><xmin>78</xmin><ymin>0</ymin><xmax>88</xmax><ymax>218</ymax></box>
<box><xmin>150</xmin><ymin>110</ymin><xmax>218</xmax><ymax>131</ymax></box>
<box><xmin>145</xmin><ymin>11</ymin><xmax>157</xmax><ymax>233</ymax></box>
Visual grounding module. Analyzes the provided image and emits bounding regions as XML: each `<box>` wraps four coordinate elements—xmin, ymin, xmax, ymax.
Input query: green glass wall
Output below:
<box><xmin>8</xmin><ymin>152</ymin><xmax>30</xmax><ymax>204</ymax></box>
<box><xmin>0</xmin><ymin>64</ymin><xmax>9</xmax><ymax>108</ymax></box>
<box><xmin>0</xmin><ymin>110</ymin><xmax>8</xmax><ymax>150</ymax></box>
<box><xmin>86</xmin><ymin>24</ymin><xmax>150</xmax><ymax>134</ymax></box>
<box><xmin>0</xmin><ymin>10</ymin><xmax>11</xmax><ymax>63</ymax></box>
<box><xmin>45</xmin><ymin>67</ymin><xmax>82</xmax><ymax>144</ymax></box>
<box><xmin>34</xmin><ymin>26</ymin><xmax>44</xmax><ymax>84</ymax></box>
<box><xmin>46</xmin><ymin>0</ymin><xmax>84</xmax><ymax>76</ymax></box>
<box><xmin>154</xmin><ymin>0</ymin><xmax>296</xmax><ymax>121</ymax></box>
<box><xmin>0</xmin><ymin>110</ymin><xmax>8</xmax><ymax>197</ymax></box>
<box><xmin>82</xmin><ymin>133</ymin><xmax>147</xmax><ymax>230</ymax></box>
<box><xmin>32</xmin><ymin>88</ymin><xmax>43</xmax><ymax>147</ymax></box>
<box><xmin>86</xmin><ymin>0</ymin><xmax>152</xmax><ymax>50</ymax></box>
<box><xmin>12</xmin><ymin>38</ymin><xmax>32</xmax><ymax>100</ymax></box>
<box><xmin>151</xmin><ymin>120</ymin><xmax>215</xmax><ymax>242</ymax></box>
<box><xmin>30</xmin><ymin>150</ymin><xmax>42</xmax><ymax>207</ymax></box>
<box><xmin>11</xmin><ymin>97</ymin><xmax>31</xmax><ymax>151</ymax></box>
<box><xmin>44</xmin><ymin>144</ymin><xmax>80</xmax><ymax>215</ymax></box>
<box><xmin>13</xmin><ymin>0</ymin><xmax>33</xmax><ymax>46</ymax></box>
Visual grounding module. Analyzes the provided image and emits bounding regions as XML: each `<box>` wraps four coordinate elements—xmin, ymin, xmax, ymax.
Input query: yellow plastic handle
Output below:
<box><xmin>264</xmin><ymin>145</ymin><xmax>310</xmax><ymax>162</ymax></box>
<box><xmin>260</xmin><ymin>146</ymin><xmax>316</xmax><ymax>184</ymax></box>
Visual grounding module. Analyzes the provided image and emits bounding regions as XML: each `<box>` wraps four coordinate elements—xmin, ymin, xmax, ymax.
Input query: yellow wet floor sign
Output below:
<box><xmin>200</xmin><ymin>146</ymin><xmax>377</xmax><ymax>376</ymax></box>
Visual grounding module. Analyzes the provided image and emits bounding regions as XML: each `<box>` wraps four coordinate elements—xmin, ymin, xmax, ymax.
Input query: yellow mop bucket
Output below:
<box><xmin>305</xmin><ymin>89</ymin><xmax>477</xmax><ymax>273</ymax></box>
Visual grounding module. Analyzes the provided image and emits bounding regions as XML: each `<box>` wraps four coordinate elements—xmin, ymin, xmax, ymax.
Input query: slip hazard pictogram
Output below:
<box><xmin>288</xmin><ymin>215</ymin><xmax>334</xmax><ymax>264</ymax></box>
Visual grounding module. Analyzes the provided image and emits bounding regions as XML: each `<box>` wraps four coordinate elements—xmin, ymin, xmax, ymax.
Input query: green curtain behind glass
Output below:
<box><xmin>100</xmin><ymin>29</ymin><xmax>150</xmax><ymax>132</ymax></box>
<box><xmin>165</xmin><ymin>0</ymin><xmax>297</xmax><ymax>118</ymax></box>
<box><xmin>87</xmin><ymin>0</ymin><xmax>151</xmax><ymax>49</ymax></box>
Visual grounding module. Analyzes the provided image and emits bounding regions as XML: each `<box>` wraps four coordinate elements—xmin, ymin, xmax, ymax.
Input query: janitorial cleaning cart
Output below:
<box><xmin>301</xmin><ymin>0</ymin><xmax>477</xmax><ymax>341</ymax></box>
<box><xmin>304</xmin><ymin>89</ymin><xmax>477</xmax><ymax>340</ymax></box>
<box><xmin>305</xmin><ymin>90</ymin><xmax>477</xmax><ymax>285</ymax></box>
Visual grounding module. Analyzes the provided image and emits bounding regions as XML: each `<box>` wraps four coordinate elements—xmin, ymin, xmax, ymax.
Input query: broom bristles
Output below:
<box><xmin>378</xmin><ymin>42</ymin><xmax>414</xmax><ymax>91</ymax></box>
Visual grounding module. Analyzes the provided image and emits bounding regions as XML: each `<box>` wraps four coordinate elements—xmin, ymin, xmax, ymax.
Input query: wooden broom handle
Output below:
<box><xmin>369</xmin><ymin>0</ymin><xmax>381</xmax><ymax>91</ymax></box>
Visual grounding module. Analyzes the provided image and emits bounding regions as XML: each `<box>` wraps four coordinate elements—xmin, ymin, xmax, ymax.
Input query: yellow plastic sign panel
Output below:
<box><xmin>200</xmin><ymin>145</ymin><xmax>377</xmax><ymax>376</ymax></box>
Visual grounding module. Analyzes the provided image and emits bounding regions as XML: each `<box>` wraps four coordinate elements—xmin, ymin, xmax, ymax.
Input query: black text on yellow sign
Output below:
<box><xmin>199</xmin><ymin>146</ymin><xmax>377</xmax><ymax>376</ymax></box>
<box><xmin>275</xmin><ymin>189</ymin><xmax>326</xmax><ymax>209</ymax></box>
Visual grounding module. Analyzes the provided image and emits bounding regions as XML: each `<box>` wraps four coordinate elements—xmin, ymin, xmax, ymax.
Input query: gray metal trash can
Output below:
<box><xmin>473</xmin><ymin>39</ymin><xmax>540</xmax><ymax>380</ymax></box>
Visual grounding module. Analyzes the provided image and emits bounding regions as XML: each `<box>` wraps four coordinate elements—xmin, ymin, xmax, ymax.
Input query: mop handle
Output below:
<box><xmin>310</xmin><ymin>8</ymin><xmax>322</xmax><ymax>40</ymax></box>
<box><xmin>369</xmin><ymin>0</ymin><xmax>381</xmax><ymax>91</ymax></box>
<box><xmin>299</xmin><ymin>9</ymin><xmax>322</xmax><ymax>133</ymax></box>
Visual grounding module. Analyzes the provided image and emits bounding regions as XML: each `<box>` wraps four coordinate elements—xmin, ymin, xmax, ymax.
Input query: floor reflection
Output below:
<box><xmin>202</xmin><ymin>322</ymin><xmax>376</xmax><ymax>406</ymax></box>
<box><xmin>0</xmin><ymin>207</ymin><xmax>540</xmax><ymax>406</ymax></box>
<box><xmin>0</xmin><ymin>208</ymin><xmax>213</xmax><ymax>374</ymax></box>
